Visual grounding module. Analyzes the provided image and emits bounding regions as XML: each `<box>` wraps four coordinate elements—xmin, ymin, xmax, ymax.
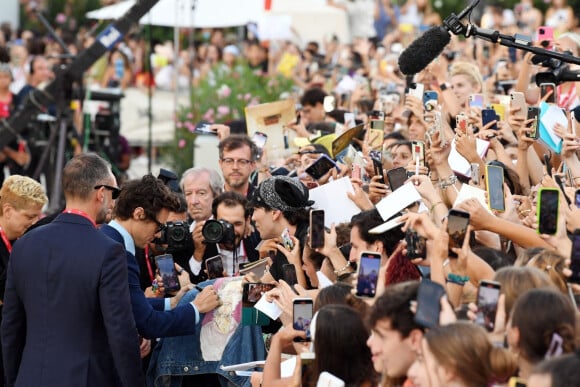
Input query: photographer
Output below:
<box><xmin>183</xmin><ymin>191</ymin><xmax>260</xmax><ymax>283</ymax></box>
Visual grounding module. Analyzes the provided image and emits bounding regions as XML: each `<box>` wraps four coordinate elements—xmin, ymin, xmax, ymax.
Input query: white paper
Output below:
<box><xmin>308</xmin><ymin>177</ymin><xmax>362</xmax><ymax>227</ymax></box>
<box><xmin>254</xmin><ymin>297</ymin><xmax>282</xmax><ymax>321</ymax></box>
<box><xmin>540</xmin><ymin>105</ymin><xmax>567</xmax><ymax>147</ymax></box>
<box><xmin>281</xmin><ymin>356</ymin><xmax>297</xmax><ymax>378</ymax></box>
<box><xmin>375</xmin><ymin>182</ymin><xmax>422</xmax><ymax>221</ymax></box>
<box><xmin>448</xmin><ymin>138</ymin><xmax>490</xmax><ymax>177</ymax></box>
<box><xmin>316</xmin><ymin>271</ymin><xmax>334</xmax><ymax>288</ymax></box>
<box><xmin>453</xmin><ymin>184</ymin><xmax>492</xmax><ymax>213</ymax></box>
<box><xmin>369</xmin><ymin>216</ymin><xmax>403</xmax><ymax>235</ymax></box>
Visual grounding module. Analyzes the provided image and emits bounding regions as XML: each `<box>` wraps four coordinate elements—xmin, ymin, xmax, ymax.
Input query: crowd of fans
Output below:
<box><xmin>1</xmin><ymin>0</ymin><xmax>580</xmax><ymax>386</ymax></box>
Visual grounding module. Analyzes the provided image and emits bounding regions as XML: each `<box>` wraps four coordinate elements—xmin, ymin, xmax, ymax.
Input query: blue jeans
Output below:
<box><xmin>146</xmin><ymin>281</ymin><xmax>266</xmax><ymax>387</ymax></box>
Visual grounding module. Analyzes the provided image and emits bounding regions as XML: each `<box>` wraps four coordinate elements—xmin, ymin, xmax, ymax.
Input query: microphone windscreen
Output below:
<box><xmin>398</xmin><ymin>27</ymin><xmax>451</xmax><ymax>75</ymax></box>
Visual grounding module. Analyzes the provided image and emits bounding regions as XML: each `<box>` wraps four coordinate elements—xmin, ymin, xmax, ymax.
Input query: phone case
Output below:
<box><xmin>485</xmin><ymin>165</ymin><xmax>505</xmax><ymax>212</ymax></box>
<box><xmin>510</xmin><ymin>92</ymin><xmax>526</xmax><ymax>118</ymax></box>
<box><xmin>569</xmin><ymin>230</ymin><xmax>580</xmax><ymax>284</ymax></box>
<box><xmin>537</xmin><ymin>188</ymin><xmax>560</xmax><ymax>235</ymax></box>
<box><xmin>540</xmin><ymin>83</ymin><xmax>557</xmax><ymax>103</ymax></box>
<box><xmin>447</xmin><ymin>209</ymin><xmax>470</xmax><ymax>258</ymax></box>
<box><xmin>456</xmin><ymin>113</ymin><xmax>469</xmax><ymax>134</ymax></box>
<box><xmin>387</xmin><ymin>167</ymin><xmax>408</xmax><ymax>191</ymax></box>
<box><xmin>468</xmin><ymin>94</ymin><xmax>484</xmax><ymax>108</ymax></box>
<box><xmin>481</xmin><ymin>109</ymin><xmax>498</xmax><ymax>130</ymax></box>
<box><xmin>356</xmin><ymin>251</ymin><xmax>382</xmax><ymax>297</ymax></box>
<box><xmin>526</xmin><ymin>107</ymin><xmax>540</xmax><ymax>139</ymax></box>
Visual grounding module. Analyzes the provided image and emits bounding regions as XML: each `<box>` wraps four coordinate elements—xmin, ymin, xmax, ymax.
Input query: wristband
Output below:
<box><xmin>447</xmin><ymin>273</ymin><xmax>469</xmax><ymax>285</ymax></box>
<box><xmin>334</xmin><ymin>262</ymin><xmax>352</xmax><ymax>276</ymax></box>
<box><xmin>429</xmin><ymin>201</ymin><xmax>445</xmax><ymax>214</ymax></box>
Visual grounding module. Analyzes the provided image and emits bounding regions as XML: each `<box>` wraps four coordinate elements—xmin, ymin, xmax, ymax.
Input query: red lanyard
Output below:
<box><xmin>62</xmin><ymin>209</ymin><xmax>97</xmax><ymax>228</ymax></box>
<box><xmin>144</xmin><ymin>245</ymin><xmax>154</xmax><ymax>282</ymax></box>
<box><xmin>0</xmin><ymin>226</ymin><xmax>12</xmax><ymax>253</ymax></box>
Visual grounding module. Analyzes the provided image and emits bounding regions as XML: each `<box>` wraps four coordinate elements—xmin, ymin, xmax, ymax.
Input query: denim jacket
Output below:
<box><xmin>146</xmin><ymin>280</ymin><xmax>266</xmax><ymax>387</ymax></box>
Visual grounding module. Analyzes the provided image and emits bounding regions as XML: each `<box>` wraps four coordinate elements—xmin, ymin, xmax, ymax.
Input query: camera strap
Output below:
<box><xmin>0</xmin><ymin>226</ymin><xmax>11</xmax><ymax>253</ymax></box>
<box><xmin>144</xmin><ymin>245</ymin><xmax>155</xmax><ymax>282</ymax></box>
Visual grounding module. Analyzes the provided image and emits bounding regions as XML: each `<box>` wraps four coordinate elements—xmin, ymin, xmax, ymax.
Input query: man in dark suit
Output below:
<box><xmin>100</xmin><ymin>174</ymin><xmax>220</xmax><ymax>339</ymax></box>
<box><xmin>1</xmin><ymin>153</ymin><xmax>144</xmax><ymax>386</ymax></box>
<box><xmin>182</xmin><ymin>191</ymin><xmax>260</xmax><ymax>283</ymax></box>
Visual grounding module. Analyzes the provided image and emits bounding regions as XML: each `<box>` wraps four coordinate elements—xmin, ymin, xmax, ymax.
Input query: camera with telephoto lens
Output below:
<box><xmin>202</xmin><ymin>219</ymin><xmax>235</xmax><ymax>244</ymax></box>
<box><xmin>157</xmin><ymin>221</ymin><xmax>190</xmax><ymax>250</ymax></box>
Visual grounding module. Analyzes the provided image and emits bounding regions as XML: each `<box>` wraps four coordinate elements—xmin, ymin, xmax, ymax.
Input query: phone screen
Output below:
<box><xmin>243</xmin><ymin>283</ymin><xmax>276</xmax><ymax>307</ymax></box>
<box><xmin>569</xmin><ymin>231</ymin><xmax>580</xmax><ymax>284</ymax></box>
<box><xmin>252</xmin><ymin>132</ymin><xmax>267</xmax><ymax>149</ymax></box>
<box><xmin>356</xmin><ymin>252</ymin><xmax>381</xmax><ymax>297</ymax></box>
<box><xmin>282</xmin><ymin>264</ymin><xmax>298</xmax><ymax>286</ymax></box>
<box><xmin>309</xmin><ymin>210</ymin><xmax>325</xmax><ymax>248</ymax></box>
<box><xmin>305</xmin><ymin>155</ymin><xmax>337</xmax><ymax>180</ymax></box>
<box><xmin>538</xmin><ymin>189</ymin><xmax>559</xmax><ymax>235</ymax></box>
<box><xmin>540</xmin><ymin>83</ymin><xmax>556</xmax><ymax>103</ymax></box>
<box><xmin>387</xmin><ymin>167</ymin><xmax>408</xmax><ymax>191</ymax></box>
<box><xmin>414</xmin><ymin>279</ymin><xmax>446</xmax><ymax>328</ymax></box>
<box><xmin>576</xmin><ymin>189</ymin><xmax>580</xmax><ymax>207</ymax></box>
<box><xmin>487</xmin><ymin>165</ymin><xmax>505</xmax><ymax>212</ymax></box>
<box><xmin>155</xmin><ymin>254</ymin><xmax>181</xmax><ymax>292</ymax></box>
<box><xmin>293</xmin><ymin>299</ymin><xmax>314</xmax><ymax>342</ymax></box>
<box><xmin>206</xmin><ymin>255</ymin><xmax>224</xmax><ymax>279</ymax></box>
<box><xmin>476</xmin><ymin>281</ymin><xmax>501</xmax><ymax>332</ymax></box>
<box><xmin>405</xmin><ymin>229</ymin><xmax>426</xmax><ymax>259</ymax></box>
<box><xmin>447</xmin><ymin>210</ymin><xmax>470</xmax><ymax>258</ymax></box>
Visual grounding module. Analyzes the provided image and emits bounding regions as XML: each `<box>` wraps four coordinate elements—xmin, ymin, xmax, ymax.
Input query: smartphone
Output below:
<box><xmin>309</xmin><ymin>209</ymin><xmax>325</xmax><ymax>249</ymax></box>
<box><xmin>323</xmin><ymin>95</ymin><xmax>336</xmax><ymax>112</ymax></box>
<box><xmin>372</xmin><ymin>157</ymin><xmax>385</xmax><ymax>184</ymax></box>
<box><xmin>475</xmin><ymin>280</ymin><xmax>501</xmax><ymax>332</ymax></box>
<box><xmin>481</xmin><ymin>108</ymin><xmax>498</xmax><ymax>130</ymax></box>
<box><xmin>243</xmin><ymin>282</ymin><xmax>276</xmax><ymax>306</ymax></box>
<box><xmin>407</xmin><ymin>82</ymin><xmax>425</xmax><ymax>99</ymax></box>
<box><xmin>468</xmin><ymin>94</ymin><xmax>484</xmax><ymax>109</ymax></box>
<box><xmin>537</xmin><ymin>26</ymin><xmax>554</xmax><ymax>49</ymax></box>
<box><xmin>510</xmin><ymin>92</ymin><xmax>526</xmax><ymax>118</ymax></box>
<box><xmin>356</xmin><ymin>251</ymin><xmax>381</xmax><ymax>297</ymax></box>
<box><xmin>575</xmin><ymin>189</ymin><xmax>580</xmax><ymax>207</ymax></box>
<box><xmin>447</xmin><ymin>209</ymin><xmax>470</xmax><ymax>258</ymax></box>
<box><xmin>293</xmin><ymin>298</ymin><xmax>314</xmax><ymax>342</ymax></box>
<box><xmin>569</xmin><ymin>229</ymin><xmax>580</xmax><ymax>284</ymax></box>
<box><xmin>456</xmin><ymin>113</ymin><xmax>469</xmax><ymax>135</ymax></box>
<box><xmin>281</xmin><ymin>227</ymin><xmax>295</xmax><ymax>250</ymax></box>
<box><xmin>508</xmin><ymin>377</ymin><xmax>527</xmax><ymax>387</ymax></box>
<box><xmin>414</xmin><ymin>279</ymin><xmax>446</xmax><ymax>328</ymax></box>
<box><xmin>155</xmin><ymin>254</ymin><xmax>181</xmax><ymax>293</ymax></box>
<box><xmin>537</xmin><ymin>188</ymin><xmax>559</xmax><ymax>235</ymax></box>
<box><xmin>423</xmin><ymin>90</ymin><xmax>438</xmax><ymax>111</ymax></box>
<box><xmin>205</xmin><ymin>255</ymin><xmax>225</xmax><ymax>279</ymax></box>
<box><xmin>369</xmin><ymin>110</ymin><xmax>385</xmax><ymax>130</ymax></box>
<box><xmin>526</xmin><ymin>107</ymin><xmax>540</xmax><ymax>139</ymax></box>
<box><xmin>491</xmin><ymin>104</ymin><xmax>506</xmax><ymax>122</ymax></box>
<box><xmin>317</xmin><ymin>372</ymin><xmax>345</xmax><ymax>387</ymax></box>
<box><xmin>194</xmin><ymin>120</ymin><xmax>217</xmax><ymax>135</ymax></box>
<box><xmin>305</xmin><ymin>154</ymin><xmax>338</xmax><ymax>180</ymax></box>
<box><xmin>412</xmin><ymin>140</ymin><xmax>425</xmax><ymax>167</ymax></box>
<box><xmin>387</xmin><ymin>167</ymin><xmax>408</xmax><ymax>191</ymax></box>
<box><xmin>282</xmin><ymin>263</ymin><xmax>298</xmax><ymax>286</ymax></box>
<box><xmin>486</xmin><ymin>164</ymin><xmax>505</xmax><ymax>212</ymax></box>
<box><xmin>351</xmin><ymin>163</ymin><xmax>361</xmax><ymax>180</ymax></box>
<box><xmin>470</xmin><ymin>163</ymin><xmax>480</xmax><ymax>185</ymax></box>
<box><xmin>405</xmin><ymin>229</ymin><xmax>427</xmax><ymax>259</ymax></box>
<box><xmin>540</xmin><ymin>83</ymin><xmax>557</xmax><ymax>104</ymax></box>
<box><xmin>252</xmin><ymin>131</ymin><xmax>268</xmax><ymax>160</ymax></box>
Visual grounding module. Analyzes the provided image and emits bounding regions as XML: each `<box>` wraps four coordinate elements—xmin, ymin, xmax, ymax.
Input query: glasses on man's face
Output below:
<box><xmin>221</xmin><ymin>158</ymin><xmax>253</xmax><ymax>167</ymax></box>
<box><xmin>149</xmin><ymin>217</ymin><xmax>164</xmax><ymax>233</ymax></box>
<box><xmin>94</xmin><ymin>185</ymin><xmax>121</xmax><ymax>200</ymax></box>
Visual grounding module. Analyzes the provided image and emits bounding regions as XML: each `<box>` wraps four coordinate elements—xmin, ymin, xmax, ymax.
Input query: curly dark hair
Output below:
<box><xmin>114</xmin><ymin>174</ymin><xmax>180</xmax><ymax>222</ymax></box>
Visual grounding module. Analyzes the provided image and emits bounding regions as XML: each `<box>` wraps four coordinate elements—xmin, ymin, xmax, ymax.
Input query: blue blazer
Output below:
<box><xmin>1</xmin><ymin>213</ymin><xmax>144</xmax><ymax>387</ymax></box>
<box><xmin>100</xmin><ymin>224</ymin><xmax>198</xmax><ymax>339</ymax></box>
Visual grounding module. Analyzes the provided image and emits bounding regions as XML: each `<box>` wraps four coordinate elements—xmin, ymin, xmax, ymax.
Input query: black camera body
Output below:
<box><xmin>158</xmin><ymin>221</ymin><xmax>190</xmax><ymax>250</ymax></box>
<box><xmin>202</xmin><ymin>219</ymin><xmax>235</xmax><ymax>245</ymax></box>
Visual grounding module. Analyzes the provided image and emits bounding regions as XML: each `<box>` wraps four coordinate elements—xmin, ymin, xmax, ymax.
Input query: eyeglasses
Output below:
<box><xmin>221</xmin><ymin>158</ymin><xmax>253</xmax><ymax>167</ymax></box>
<box><xmin>94</xmin><ymin>185</ymin><xmax>121</xmax><ymax>200</ymax></box>
<box><xmin>149</xmin><ymin>217</ymin><xmax>164</xmax><ymax>233</ymax></box>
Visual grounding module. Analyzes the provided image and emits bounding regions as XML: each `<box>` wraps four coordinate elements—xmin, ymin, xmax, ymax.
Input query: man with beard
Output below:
<box><xmin>2</xmin><ymin>153</ymin><xmax>144</xmax><ymax>386</ymax></box>
<box><xmin>218</xmin><ymin>135</ymin><xmax>258</xmax><ymax>199</ymax></box>
<box><xmin>183</xmin><ymin>192</ymin><xmax>259</xmax><ymax>281</ymax></box>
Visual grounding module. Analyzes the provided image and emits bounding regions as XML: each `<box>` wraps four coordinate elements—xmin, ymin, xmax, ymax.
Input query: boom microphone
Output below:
<box><xmin>398</xmin><ymin>27</ymin><xmax>451</xmax><ymax>75</ymax></box>
<box><xmin>398</xmin><ymin>0</ymin><xmax>480</xmax><ymax>75</ymax></box>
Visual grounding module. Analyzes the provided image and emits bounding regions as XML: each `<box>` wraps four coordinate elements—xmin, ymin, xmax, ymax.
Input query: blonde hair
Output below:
<box><xmin>449</xmin><ymin>61</ymin><xmax>484</xmax><ymax>93</ymax></box>
<box><xmin>526</xmin><ymin>250</ymin><xmax>568</xmax><ymax>294</ymax></box>
<box><xmin>0</xmin><ymin>175</ymin><xmax>48</xmax><ymax>216</ymax></box>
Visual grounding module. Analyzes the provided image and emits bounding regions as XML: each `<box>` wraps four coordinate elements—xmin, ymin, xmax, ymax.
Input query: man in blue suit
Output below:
<box><xmin>1</xmin><ymin>153</ymin><xmax>144</xmax><ymax>386</ymax></box>
<box><xmin>100</xmin><ymin>174</ymin><xmax>220</xmax><ymax>339</ymax></box>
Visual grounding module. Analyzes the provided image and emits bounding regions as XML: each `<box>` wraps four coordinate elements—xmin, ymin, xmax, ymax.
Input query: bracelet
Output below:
<box><xmin>334</xmin><ymin>262</ymin><xmax>352</xmax><ymax>276</ymax></box>
<box><xmin>437</xmin><ymin>175</ymin><xmax>457</xmax><ymax>189</ymax></box>
<box><xmin>447</xmin><ymin>273</ymin><xmax>469</xmax><ymax>285</ymax></box>
<box><xmin>447</xmin><ymin>279</ymin><xmax>465</xmax><ymax>286</ymax></box>
<box><xmin>429</xmin><ymin>201</ymin><xmax>445</xmax><ymax>214</ymax></box>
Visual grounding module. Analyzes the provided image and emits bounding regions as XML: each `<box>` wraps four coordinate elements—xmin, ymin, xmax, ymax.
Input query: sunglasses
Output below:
<box><xmin>94</xmin><ymin>185</ymin><xmax>121</xmax><ymax>200</ymax></box>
